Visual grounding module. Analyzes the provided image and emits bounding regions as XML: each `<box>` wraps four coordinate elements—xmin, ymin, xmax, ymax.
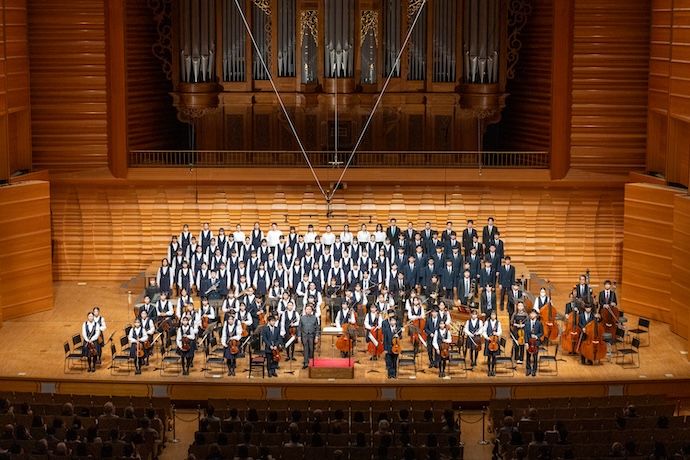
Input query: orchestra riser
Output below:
<box><xmin>0</xmin><ymin>282</ymin><xmax>689</xmax><ymax>406</ymax></box>
<box><xmin>49</xmin><ymin>182</ymin><xmax>624</xmax><ymax>286</ymax></box>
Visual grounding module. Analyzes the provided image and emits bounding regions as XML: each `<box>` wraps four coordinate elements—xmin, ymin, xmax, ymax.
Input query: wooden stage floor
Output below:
<box><xmin>1</xmin><ymin>282</ymin><xmax>689</xmax><ymax>404</ymax></box>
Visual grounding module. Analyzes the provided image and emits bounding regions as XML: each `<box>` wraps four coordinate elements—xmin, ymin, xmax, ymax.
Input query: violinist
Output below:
<box><xmin>156</xmin><ymin>292</ymin><xmax>175</xmax><ymax>344</ymax></box>
<box><xmin>364</xmin><ymin>304</ymin><xmax>383</xmax><ymax>361</ymax></box>
<box><xmin>533</xmin><ymin>287</ymin><xmax>550</xmax><ymax>314</ymax></box>
<box><xmin>482</xmin><ymin>310</ymin><xmax>502</xmax><ymax>377</ymax></box>
<box><xmin>128</xmin><ymin>318</ymin><xmax>148</xmax><ymax>375</ymax></box>
<box><xmin>176</xmin><ymin>288</ymin><xmax>194</xmax><ymax>319</ymax></box>
<box><xmin>82</xmin><ymin>312</ymin><xmax>101</xmax><ymax>373</ymax></box>
<box><xmin>176</xmin><ymin>315</ymin><xmax>196</xmax><ymax>375</ymax></box>
<box><xmin>199</xmin><ymin>297</ymin><xmax>217</xmax><ymax>331</ymax></box>
<box><xmin>237</xmin><ymin>302</ymin><xmax>253</xmax><ymax>354</ymax></box>
<box><xmin>511</xmin><ymin>302</ymin><xmax>528</xmax><ymax>365</ymax></box>
<box><xmin>298</xmin><ymin>304</ymin><xmax>320</xmax><ymax>369</ymax></box>
<box><xmin>463</xmin><ymin>309</ymin><xmax>484</xmax><ymax>367</ymax></box>
<box><xmin>424</xmin><ymin>309</ymin><xmax>441</xmax><ymax>367</ymax></box>
<box><xmin>261</xmin><ymin>315</ymin><xmax>283</xmax><ymax>378</ymax></box>
<box><xmin>524</xmin><ymin>309</ymin><xmax>544</xmax><ymax>377</ymax></box>
<box><xmin>280</xmin><ymin>301</ymin><xmax>300</xmax><ymax>361</ymax></box>
<box><xmin>92</xmin><ymin>307</ymin><xmax>106</xmax><ymax>365</ymax></box>
<box><xmin>578</xmin><ymin>304</ymin><xmax>596</xmax><ymax>365</ymax></box>
<box><xmin>221</xmin><ymin>311</ymin><xmax>242</xmax><ymax>376</ymax></box>
<box><xmin>438</xmin><ymin>301</ymin><xmax>452</xmax><ymax>327</ymax></box>
<box><xmin>598</xmin><ymin>280</ymin><xmax>617</xmax><ymax>312</ymax></box>
<box><xmin>432</xmin><ymin>321</ymin><xmax>453</xmax><ymax>378</ymax></box>
<box><xmin>382</xmin><ymin>315</ymin><xmax>402</xmax><ymax>379</ymax></box>
<box><xmin>140</xmin><ymin>310</ymin><xmax>156</xmax><ymax>366</ymax></box>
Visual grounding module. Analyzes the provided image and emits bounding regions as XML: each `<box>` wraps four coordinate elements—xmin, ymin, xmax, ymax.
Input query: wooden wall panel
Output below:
<box><xmin>125</xmin><ymin>0</ymin><xmax>186</xmax><ymax>152</ymax></box>
<box><xmin>669</xmin><ymin>0</ymin><xmax>690</xmax><ymax>122</ymax></box>
<box><xmin>50</xmin><ymin>183</ymin><xmax>624</xmax><ymax>287</ymax></box>
<box><xmin>27</xmin><ymin>0</ymin><xmax>108</xmax><ymax>171</ymax></box>
<box><xmin>648</xmin><ymin>0</ymin><xmax>671</xmax><ymax>115</ymax></box>
<box><xmin>621</xmin><ymin>183</ymin><xmax>680</xmax><ymax>324</ymax></box>
<box><xmin>0</xmin><ymin>181</ymin><xmax>53</xmax><ymax>324</ymax></box>
<box><xmin>570</xmin><ymin>0</ymin><xmax>649</xmax><ymax>173</ymax></box>
<box><xmin>670</xmin><ymin>194</ymin><xmax>690</xmax><ymax>342</ymax></box>
<box><xmin>489</xmin><ymin>0</ymin><xmax>552</xmax><ymax>152</ymax></box>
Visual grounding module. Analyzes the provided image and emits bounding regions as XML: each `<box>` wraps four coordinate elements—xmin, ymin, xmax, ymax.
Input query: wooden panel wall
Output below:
<box><xmin>570</xmin><ymin>0</ymin><xmax>649</xmax><ymax>173</ymax></box>
<box><xmin>49</xmin><ymin>183</ymin><xmax>624</xmax><ymax>286</ymax></box>
<box><xmin>125</xmin><ymin>0</ymin><xmax>186</xmax><ymax>151</ymax></box>
<box><xmin>0</xmin><ymin>181</ymin><xmax>53</xmax><ymax>325</ymax></box>
<box><xmin>647</xmin><ymin>0</ymin><xmax>690</xmax><ymax>187</ymax></box>
<box><xmin>671</xmin><ymin>194</ymin><xmax>690</xmax><ymax>345</ymax></box>
<box><xmin>620</xmin><ymin>183</ymin><xmax>685</xmax><ymax>330</ymax></box>
<box><xmin>27</xmin><ymin>0</ymin><xmax>109</xmax><ymax>172</ymax></box>
<box><xmin>490</xmin><ymin>0</ymin><xmax>553</xmax><ymax>152</ymax></box>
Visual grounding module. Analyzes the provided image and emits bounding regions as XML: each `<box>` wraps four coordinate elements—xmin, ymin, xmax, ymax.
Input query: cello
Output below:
<box><xmin>561</xmin><ymin>297</ymin><xmax>582</xmax><ymax>354</ymax></box>
<box><xmin>336</xmin><ymin>324</ymin><xmax>352</xmax><ymax>354</ymax></box>
<box><xmin>580</xmin><ymin>315</ymin><xmax>607</xmax><ymax>363</ymax></box>
<box><xmin>539</xmin><ymin>282</ymin><xmax>560</xmax><ymax>343</ymax></box>
<box><xmin>367</xmin><ymin>325</ymin><xmax>385</xmax><ymax>357</ymax></box>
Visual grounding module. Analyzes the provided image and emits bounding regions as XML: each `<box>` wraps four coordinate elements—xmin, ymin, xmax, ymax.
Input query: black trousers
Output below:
<box><xmin>385</xmin><ymin>352</ymin><xmax>398</xmax><ymax>378</ymax></box>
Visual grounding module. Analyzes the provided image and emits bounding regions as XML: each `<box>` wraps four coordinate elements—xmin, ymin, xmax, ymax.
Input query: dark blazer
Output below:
<box><xmin>419</xmin><ymin>265</ymin><xmax>436</xmax><ymax>288</ymax></box>
<box><xmin>480</xmin><ymin>290</ymin><xmax>497</xmax><ymax>315</ymax></box>
<box><xmin>386</xmin><ymin>226</ymin><xmax>400</xmax><ymax>242</ymax></box>
<box><xmin>402</xmin><ymin>263</ymin><xmax>419</xmax><ymax>287</ymax></box>
<box><xmin>261</xmin><ymin>324</ymin><xmax>283</xmax><ymax>353</ymax></box>
<box><xmin>390</xmin><ymin>278</ymin><xmax>408</xmax><ymax>299</ymax></box>
<box><xmin>598</xmin><ymin>290</ymin><xmax>617</xmax><ymax>306</ymax></box>
<box><xmin>440</xmin><ymin>266</ymin><xmax>457</xmax><ymax>290</ymax></box>
<box><xmin>466</xmin><ymin>254</ymin><xmax>481</xmax><ymax>279</ymax></box>
<box><xmin>485</xmin><ymin>251</ymin><xmax>501</xmax><ymax>272</ymax></box>
<box><xmin>578</xmin><ymin>312</ymin><xmax>596</xmax><ymax>330</ymax></box>
<box><xmin>524</xmin><ymin>319</ymin><xmax>544</xmax><ymax>346</ymax></box>
<box><xmin>461</xmin><ymin>229</ymin><xmax>478</xmax><ymax>253</ymax></box>
<box><xmin>424</xmin><ymin>316</ymin><xmax>440</xmax><ymax>336</ymax></box>
<box><xmin>139</xmin><ymin>303</ymin><xmax>158</xmax><ymax>320</ymax></box>
<box><xmin>444</xmin><ymin>239</ymin><xmax>462</xmax><ymax>256</ymax></box>
<box><xmin>457</xmin><ymin>277</ymin><xmax>475</xmax><ymax>301</ymax></box>
<box><xmin>382</xmin><ymin>321</ymin><xmax>401</xmax><ymax>353</ymax></box>
<box><xmin>479</xmin><ymin>266</ymin><xmax>496</xmax><ymax>288</ymax></box>
<box><xmin>498</xmin><ymin>264</ymin><xmax>516</xmax><ymax>289</ymax></box>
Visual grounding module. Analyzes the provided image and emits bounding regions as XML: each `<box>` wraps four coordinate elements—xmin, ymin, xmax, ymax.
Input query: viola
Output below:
<box><xmin>439</xmin><ymin>342</ymin><xmax>450</xmax><ymax>359</ymax></box>
<box><xmin>488</xmin><ymin>335</ymin><xmax>500</xmax><ymax>352</ymax></box>
<box><xmin>180</xmin><ymin>336</ymin><xmax>191</xmax><ymax>352</ymax></box>
<box><xmin>229</xmin><ymin>339</ymin><xmax>239</xmax><ymax>355</ymax></box>
<box><xmin>527</xmin><ymin>336</ymin><xmax>538</xmax><ymax>355</ymax></box>
<box><xmin>272</xmin><ymin>347</ymin><xmax>281</xmax><ymax>362</ymax></box>
<box><xmin>88</xmin><ymin>342</ymin><xmax>98</xmax><ymax>357</ymax></box>
<box><xmin>391</xmin><ymin>336</ymin><xmax>402</xmax><ymax>354</ymax></box>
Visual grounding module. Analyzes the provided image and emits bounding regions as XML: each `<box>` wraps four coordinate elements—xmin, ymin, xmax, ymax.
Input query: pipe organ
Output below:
<box><xmin>166</xmin><ymin>0</ymin><xmax>526</xmax><ymax>153</ymax></box>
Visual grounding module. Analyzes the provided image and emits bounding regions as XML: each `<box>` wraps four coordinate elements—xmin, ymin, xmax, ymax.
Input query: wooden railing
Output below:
<box><xmin>128</xmin><ymin>150</ymin><xmax>550</xmax><ymax>169</ymax></box>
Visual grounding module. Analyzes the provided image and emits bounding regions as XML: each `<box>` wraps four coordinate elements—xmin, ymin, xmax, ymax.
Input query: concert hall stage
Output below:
<box><xmin>1</xmin><ymin>282</ymin><xmax>689</xmax><ymax>406</ymax></box>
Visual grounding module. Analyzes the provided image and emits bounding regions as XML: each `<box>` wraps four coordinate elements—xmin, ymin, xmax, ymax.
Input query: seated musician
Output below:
<box><xmin>139</xmin><ymin>310</ymin><xmax>156</xmax><ymax>366</ymax></box>
<box><xmin>353</xmin><ymin>283</ymin><xmax>368</xmax><ymax>313</ymax></box>
<box><xmin>575</xmin><ymin>274</ymin><xmax>590</xmax><ymax>300</ymax></box>
<box><xmin>176</xmin><ymin>316</ymin><xmax>196</xmax><ymax>375</ymax></box>
<box><xmin>524</xmin><ymin>309</ymin><xmax>544</xmax><ymax>377</ymax></box>
<box><xmin>463</xmin><ymin>309</ymin><xmax>483</xmax><ymax>367</ymax></box>
<box><xmin>128</xmin><ymin>318</ymin><xmax>148</xmax><ymax>375</ymax></box>
<box><xmin>406</xmin><ymin>297</ymin><xmax>425</xmax><ymax>345</ymax></box>
<box><xmin>335</xmin><ymin>302</ymin><xmax>357</xmax><ymax>357</ymax></box>
<box><xmin>424</xmin><ymin>309</ymin><xmax>441</xmax><ymax>368</ymax></box>
<box><xmin>156</xmin><ymin>292</ymin><xmax>175</xmax><ymax>343</ymax></box>
<box><xmin>261</xmin><ymin>315</ymin><xmax>283</xmax><ymax>378</ymax></box>
<box><xmin>425</xmin><ymin>274</ymin><xmax>441</xmax><ymax>309</ymax></box>
<box><xmin>81</xmin><ymin>312</ymin><xmax>101</xmax><ymax>373</ymax></box>
<box><xmin>533</xmin><ymin>287</ymin><xmax>550</xmax><ymax>313</ymax></box>
<box><xmin>382</xmin><ymin>315</ymin><xmax>401</xmax><ymax>379</ymax></box>
<box><xmin>280</xmin><ymin>301</ymin><xmax>300</xmax><ymax>361</ymax></box>
<box><xmin>145</xmin><ymin>278</ymin><xmax>160</xmax><ymax>302</ymax></box>
<box><xmin>221</xmin><ymin>292</ymin><xmax>239</xmax><ymax>322</ymax></box>
<box><xmin>578</xmin><ymin>304</ymin><xmax>596</xmax><ymax>365</ymax></box>
<box><xmin>433</xmin><ymin>321</ymin><xmax>453</xmax><ymax>378</ymax></box>
<box><xmin>92</xmin><ymin>307</ymin><xmax>107</xmax><ymax>365</ymax></box>
<box><xmin>198</xmin><ymin>297</ymin><xmax>217</xmax><ymax>331</ymax></box>
<box><xmin>221</xmin><ymin>311</ymin><xmax>242</xmax><ymax>377</ymax></box>
<box><xmin>375</xmin><ymin>293</ymin><xmax>392</xmax><ymax>314</ymax></box>
<box><xmin>364</xmin><ymin>304</ymin><xmax>383</xmax><ymax>361</ymax></box>
<box><xmin>511</xmin><ymin>302</ymin><xmax>528</xmax><ymax>365</ymax></box>
<box><xmin>361</xmin><ymin>271</ymin><xmax>376</xmax><ymax>304</ymax></box>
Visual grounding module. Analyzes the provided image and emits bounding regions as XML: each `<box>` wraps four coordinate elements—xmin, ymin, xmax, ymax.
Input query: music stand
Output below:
<box><xmin>283</xmin><ymin>335</ymin><xmax>297</xmax><ymax>375</ymax></box>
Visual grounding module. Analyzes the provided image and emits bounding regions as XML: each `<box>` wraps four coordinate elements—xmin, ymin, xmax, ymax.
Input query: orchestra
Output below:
<box><xmin>70</xmin><ymin>220</ymin><xmax>632</xmax><ymax>381</ymax></box>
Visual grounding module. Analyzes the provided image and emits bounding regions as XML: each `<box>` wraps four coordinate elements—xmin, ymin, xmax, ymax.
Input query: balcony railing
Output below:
<box><xmin>128</xmin><ymin>150</ymin><xmax>549</xmax><ymax>169</ymax></box>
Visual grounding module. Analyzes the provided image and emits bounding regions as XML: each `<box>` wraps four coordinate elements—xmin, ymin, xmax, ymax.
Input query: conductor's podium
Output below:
<box><xmin>308</xmin><ymin>357</ymin><xmax>355</xmax><ymax>379</ymax></box>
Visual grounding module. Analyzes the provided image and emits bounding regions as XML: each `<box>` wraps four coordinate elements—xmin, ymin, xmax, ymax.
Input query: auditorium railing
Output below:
<box><xmin>128</xmin><ymin>150</ymin><xmax>550</xmax><ymax>169</ymax></box>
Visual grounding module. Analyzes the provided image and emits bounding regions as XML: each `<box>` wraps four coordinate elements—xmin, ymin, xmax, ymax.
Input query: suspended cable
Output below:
<box><xmin>233</xmin><ymin>0</ymin><xmax>328</xmax><ymax>200</ymax></box>
<box><xmin>328</xmin><ymin>0</ymin><xmax>428</xmax><ymax>200</ymax></box>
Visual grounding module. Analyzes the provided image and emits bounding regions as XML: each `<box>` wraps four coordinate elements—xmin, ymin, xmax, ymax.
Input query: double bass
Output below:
<box><xmin>579</xmin><ymin>315</ymin><xmax>607</xmax><ymax>362</ymax></box>
<box><xmin>599</xmin><ymin>280</ymin><xmax>620</xmax><ymax>335</ymax></box>
<box><xmin>539</xmin><ymin>282</ymin><xmax>560</xmax><ymax>343</ymax></box>
<box><xmin>561</xmin><ymin>298</ymin><xmax>582</xmax><ymax>354</ymax></box>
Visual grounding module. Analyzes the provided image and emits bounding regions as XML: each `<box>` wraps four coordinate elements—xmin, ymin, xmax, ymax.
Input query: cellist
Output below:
<box><xmin>524</xmin><ymin>309</ymin><xmax>544</xmax><ymax>377</ymax></box>
<box><xmin>335</xmin><ymin>302</ymin><xmax>357</xmax><ymax>357</ymax></box>
<box><xmin>364</xmin><ymin>304</ymin><xmax>383</xmax><ymax>361</ymax></box>
<box><xmin>510</xmin><ymin>302</ymin><xmax>528</xmax><ymax>365</ymax></box>
<box><xmin>578</xmin><ymin>304</ymin><xmax>596</xmax><ymax>365</ymax></box>
<box><xmin>406</xmin><ymin>297</ymin><xmax>425</xmax><ymax>336</ymax></box>
<box><xmin>463</xmin><ymin>309</ymin><xmax>483</xmax><ymax>367</ymax></box>
<box><xmin>432</xmin><ymin>321</ymin><xmax>453</xmax><ymax>378</ymax></box>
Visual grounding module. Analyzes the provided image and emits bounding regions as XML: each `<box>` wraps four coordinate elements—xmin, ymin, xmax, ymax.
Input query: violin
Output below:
<box><xmin>439</xmin><ymin>342</ymin><xmax>450</xmax><ymax>359</ymax></box>
<box><xmin>180</xmin><ymin>336</ymin><xmax>191</xmax><ymax>352</ymax></box>
<box><xmin>136</xmin><ymin>341</ymin><xmax>145</xmax><ymax>357</ymax></box>
<box><xmin>580</xmin><ymin>315</ymin><xmax>607</xmax><ymax>362</ymax></box>
<box><xmin>228</xmin><ymin>339</ymin><xmax>239</xmax><ymax>355</ymax></box>
<box><xmin>272</xmin><ymin>347</ymin><xmax>282</xmax><ymax>362</ymax></box>
<box><xmin>88</xmin><ymin>342</ymin><xmax>98</xmax><ymax>357</ymax></box>
<box><xmin>488</xmin><ymin>335</ymin><xmax>500</xmax><ymax>352</ymax></box>
<box><xmin>201</xmin><ymin>315</ymin><xmax>209</xmax><ymax>330</ymax></box>
<box><xmin>517</xmin><ymin>328</ymin><xmax>525</xmax><ymax>346</ymax></box>
<box><xmin>144</xmin><ymin>338</ymin><xmax>152</xmax><ymax>350</ymax></box>
<box><xmin>527</xmin><ymin>336</ymin><xmax>538</xmax><ymax>355</ymax></box>
<box><xmin>391</xmin><ymin>336</ymin><xmax>402</xmax><ymax>354</ymax></box>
